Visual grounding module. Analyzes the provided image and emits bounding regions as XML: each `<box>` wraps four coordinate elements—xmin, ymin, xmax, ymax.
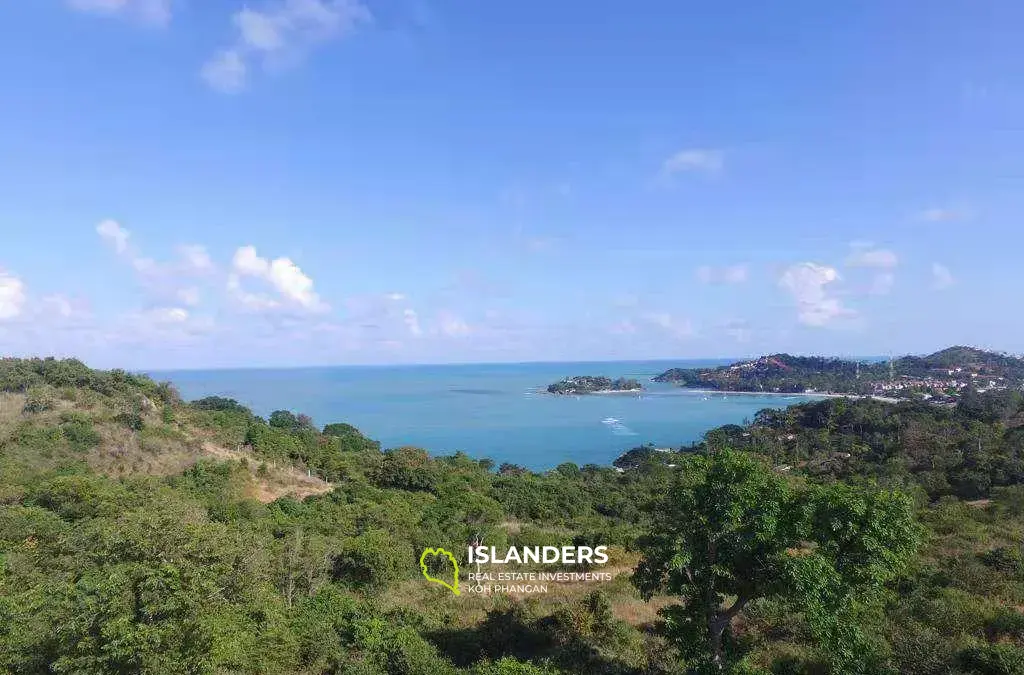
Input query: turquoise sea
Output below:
<box><xmin>151</xmin><ymin>360</ymin><xmax>817</xmax><ymax>470</ymax></box>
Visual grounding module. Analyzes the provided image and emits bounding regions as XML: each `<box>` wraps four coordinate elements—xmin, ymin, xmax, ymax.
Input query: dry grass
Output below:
<box><xmin>378</xmin><ymin>550</ymin><xmax>675</xmax><ymax>631</ymax></box>
<box><xmin>199</xmin><ymin>442</ymin><xmax>335</xmax><ymax>502</ymax></box>
<box><xmin>612</xmin><ymin>594</ymin><xmax>675</xmax><ymax>627</ymax></box>
<box><xmin>0</xmin><ymin>393</ymin><xmax>27</xmax><ymax>425</ymax></box>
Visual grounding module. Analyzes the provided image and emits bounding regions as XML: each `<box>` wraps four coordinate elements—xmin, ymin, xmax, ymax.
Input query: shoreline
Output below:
<box><xmin>674</xmin><ymin>388</ymin><xmax>901</xmax><ymax>403</ymax></box>
<box><xmin>546</xmin><ymin>389</ymin><xmax>645</xmax><ymax>396</ymax></box>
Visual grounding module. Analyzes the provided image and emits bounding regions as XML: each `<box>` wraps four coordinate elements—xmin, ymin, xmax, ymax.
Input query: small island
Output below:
<box><xmin>546</xmin><ymin>375</ymin><xmax>643</xmax><ymax>395</ymax></box>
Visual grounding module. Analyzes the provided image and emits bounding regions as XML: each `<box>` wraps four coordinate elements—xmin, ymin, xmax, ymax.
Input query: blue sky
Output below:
<box><xmin>1</xmin><ymin>0</ymin><xmax>1022</xmax><ymax>369</ymax></box>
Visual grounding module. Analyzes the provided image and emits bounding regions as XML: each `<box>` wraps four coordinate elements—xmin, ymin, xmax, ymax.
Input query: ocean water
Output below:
<box><xmin>151</xmin><ymin>360</ymin><xmax>816</xmax><ymax>470</ymax></box>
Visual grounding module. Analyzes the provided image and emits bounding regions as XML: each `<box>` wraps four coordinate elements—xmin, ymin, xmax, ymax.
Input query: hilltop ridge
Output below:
<box><xmin>652</xmin><ymin>345</ymin><xmax>1024</xmax><ymax>400</ymax></box>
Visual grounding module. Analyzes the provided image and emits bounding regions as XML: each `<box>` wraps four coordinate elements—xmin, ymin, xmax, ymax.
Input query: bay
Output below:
<box><xmin>151</xmin><ymin>360</ymin><xmax>818</xmax><ymax>470</ymax></box>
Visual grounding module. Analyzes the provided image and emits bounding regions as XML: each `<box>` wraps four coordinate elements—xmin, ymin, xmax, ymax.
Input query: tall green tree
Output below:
<box><xmin>633</xmin><ymin>449</ymin><xmax>920</xmax><ymax>674</ymax></box>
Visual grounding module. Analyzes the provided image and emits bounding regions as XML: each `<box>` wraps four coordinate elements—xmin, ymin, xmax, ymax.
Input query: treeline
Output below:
<box><xmin>692</xmin><ymin>390</ymin><xmax>1024</xmax><ymax>501</ymax></box>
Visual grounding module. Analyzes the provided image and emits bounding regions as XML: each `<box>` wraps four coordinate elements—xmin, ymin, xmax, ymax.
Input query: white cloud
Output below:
<box><xmin>438</xmin><ymin>311</ymin><xmax>471</xmax><ymax>337</ymax></box>
<box><xmin>97</xmin><ymin>220</ymin><xmax>216</xmax><ymax>309</ymax></box>
<box><xmin>846</xmin><ymin>247</ymin><xmax>899</xmax><ymax>269</ymax></box>
<box><xmin>202</xmin><ymin>0</ymin><xmax>371</xmax><ymax>93</ymax></box>
<box><xmin>176</xmin><ymin>287</ymin><xmax>201</xmax><ymax>306</ymax></box>
<box><xmin>778</xmin><ymin>262</ymin><xmax>853</xmax><ymax>327</ymax></box>
<box><xmin>0</xmin><ymin>270</ymin><xmax>26</xmax><ymax>320</ymax></box>
<box><xmin>932</xmin><ymin>263</ymin><xmax>955</xmax><ymax>290</ymax></box>
<box><xmin>179</xmin><ymin>245</ymin><xmax>214</xmax><ymax>273</ymax></box>
<box><xmin>696</xmin><ymin>264</ymin><xmax>748</xmax><ymax>284</ymax></box>
<box><xmin>97</xmin><ymin>219</ymin><xmax>130</xmax><ymax>254</ymax></box>
<box><xmin>42</xmin><ymin>295</ymin><xmax>75</xmax><ymax>319</ymax></box>
<box><xmin>917</xmin><ymin>207</ymin><xmax>970</xmax><ymax>223</ymax></box>
<box><xmin>201</xmin><ymin>51</ymin><xmax>248</xmax><ymax>94</ymax></box>
<box><xmin>66</xmin><ymin>0</ymin><xmax>173</xmax><ymax>25</ymax></box>
<box><xmin>386</xmin><ymin>292</ymin><xmax>406</xmax><ymax>301</ymax></box>
<box><xmin>662</xmin><ymin>149</ymin><xmax>724</xmax><ymax>176</ymax></box>
<box><xmin>403</xmin><ymin>308</ymin><xmax>422</xmax><ymax>336</ymax></box>
<box><xmin>148</xmin><ymin>307</ymin><xmax>190</xmax><ymax>323</ymax></box>
<box><xmin>609</xmin><ymin>319</ymin><xmax>637</xmax><ymax>335</ymax></box>
<box><xmin>229</xmin><ymin>245</ymin><xmax>328</xmax><ymax>312</ymax></box>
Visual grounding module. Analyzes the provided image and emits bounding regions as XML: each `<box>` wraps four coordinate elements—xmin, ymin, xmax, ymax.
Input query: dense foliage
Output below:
<box><xmin>3</xmin><ymin>357</ymin><xmax>1024</xmax><ymax>674</ymax></box>
<box><xmin>653</xmin><ymin>346</ymin><xmax>1024</xmax><ymax>397</ymax></box>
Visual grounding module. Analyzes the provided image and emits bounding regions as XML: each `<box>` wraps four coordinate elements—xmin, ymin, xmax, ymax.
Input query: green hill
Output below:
<box><xmin>653</xmin><ymin>346</ymin><xmax>1024</xmax><ymax>398</ymax></box>
<box><xmin>3</xmin><ymin>356</ymin><xmax>1024</xmax><ymax>673</ymax></box>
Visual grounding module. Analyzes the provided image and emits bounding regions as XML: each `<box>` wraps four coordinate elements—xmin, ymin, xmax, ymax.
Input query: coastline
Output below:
<box><xmin>545</xmin><ymin>389</ymin><xmax>644</xmax><ymax>396</ymax></box>
<box><xmin>674</xmin><ymin>387</ymin><xmax>901</xmax><ymax>403</ymax></box>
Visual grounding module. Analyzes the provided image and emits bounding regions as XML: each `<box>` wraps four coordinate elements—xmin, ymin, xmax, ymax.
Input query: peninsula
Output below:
<box><xmin>653</xmin><ymin>346</ymin><xmax>1024</xmax><ymax>401</ymax></box>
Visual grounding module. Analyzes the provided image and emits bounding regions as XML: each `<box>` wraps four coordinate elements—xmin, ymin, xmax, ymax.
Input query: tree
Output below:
<box><xmin>269</xmin><ymin>410</ymin><xmax>300</xmax><ymax>431</ymax></box>
<box><xmin>633</xmin><ymin>449</ymin><xmax>920</xmax><ymax>673</ymax></box>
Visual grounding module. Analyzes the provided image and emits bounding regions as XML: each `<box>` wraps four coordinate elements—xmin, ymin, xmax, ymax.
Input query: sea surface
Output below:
<box><xmin>151</xmin><ymin>360</ymin><xmax>818</xmax><ymax>470</ymax></box>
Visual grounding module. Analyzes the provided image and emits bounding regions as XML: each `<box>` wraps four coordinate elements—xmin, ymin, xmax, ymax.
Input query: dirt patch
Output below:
<box><xmin>199</xmin><ymin>442</ymin><xmax>335</xmax><ymax>503</ymax></box>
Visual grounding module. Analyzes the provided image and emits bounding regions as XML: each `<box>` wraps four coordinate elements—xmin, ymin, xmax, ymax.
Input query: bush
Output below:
<box><xmin>60</xmin><ymin>417</ymin><xmax>101</xmax><ymax>451</ymax></box>
<box><xmin>333</xmin><ymin>530</ymin><xmax>411</xmax><ymax>591</ymax></box>
<box><xmin>22</xmin><ymin>387</ymin><xmax>56</xmax><ymax>414</ymax></box>
<box><xmin>958</xmin><ymin>643</ymin><xmax>1024</xmax><ymax>675</ymax></box>
<box><xmin>980</xmin><ymin>546</ymin><xmax>1024</xmax><ymax>577</ymax></box>
<box><xmin>114</xmin><ymin>411</ymin><xmax>144</xmax><ymax>431</ymax></box>
<box><xmin>372</xmin><ymin>448</ymin><xmax>438</xmax><ymax>493</ymax></box>
<box><xmin>192</xmin><ymin>396</ymin><xmax>251</xmax><ymax>414</ymax></box>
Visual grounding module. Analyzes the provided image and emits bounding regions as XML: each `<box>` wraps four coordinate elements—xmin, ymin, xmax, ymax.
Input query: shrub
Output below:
<box><xmin>333</xmin><ymin>530</ymin><xmax>411</xmax><ymax>591</ymax></box>
<box><xmin>60</xmin><ymin>418</ymin><xmax>101</xmax><ymax>451</ymax></box>
<box><xmin>958</xmin><ymin>643</ymin><xmax>1024</xmax><ymax>675</ymax></box>
<box><xmin>22</xmin><ymin>387</ymin><xmax>56</xmax><ymax>414</ymax></box>
<box><xmin>114</xmin><ymin>411</ymin><xmax>144</xmax><ymax>431</ymax></box>
<box><xmin>980</xmin><ymin>546</ymin><xmax>1024</xmax><ymax>577</ymax></box>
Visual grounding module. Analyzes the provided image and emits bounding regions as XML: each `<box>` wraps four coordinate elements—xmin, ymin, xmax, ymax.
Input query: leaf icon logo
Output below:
<box><xmin>420</xmin><ymin>547</ymin><xmax>460</xmax><ymax>596</ymax></box>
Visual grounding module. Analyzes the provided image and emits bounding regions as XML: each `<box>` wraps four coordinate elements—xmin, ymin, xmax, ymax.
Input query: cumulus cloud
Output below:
<box><xmin>662</xmin><ymin>148</ymin><xmax>724</xmax><ymax>176</ymax></box>
<box><xmin>778</xmin><ymin>262</ymin><xmax>853</xmax><ymax>327</ymax></box>
<box><xmin>696</xmin><ymin>264</ymin><xmax>748</xmax><ymax>284</ymax></box>
<box><xmin>97</xmin><ymin>219</ymin><xmax>130</xmax><ymax>254</ymax></box>
<box><xmin>179</xmin><ymin>245</ymin><xmax>214</xmax><ymax>273</ymax></box>
<box><xmin>229</xmin><ymin>245</ymin><xmax>328</xmax><ymax>312</ymax></box>
<box><xmin>202</xmin><ymin>0</ymin><xmax>371</xmax><ymax>93</ymax></box>
<box><xmin>0</xmin><ymin>270</ymin><xmax>27</xmax><ymax>320</ymax></box>
<box><xmin>97</xmin><ymin>219</ymin><xmax>215</xmax><ymax>309</ymax></box>
<box><xmin>66</xmin><ymin>0</ymin><xmax>173</xmax><ymax>25</ymax></box>
<box><xmin>932</xmin><ymin>263</ymin><xmax>955</xmax><ymax>290</ymax></box>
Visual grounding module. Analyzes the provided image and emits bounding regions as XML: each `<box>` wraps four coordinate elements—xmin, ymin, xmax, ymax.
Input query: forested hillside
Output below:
<box><xmin>653</xmin><ymin>346</ymin><xmax>1024</xmax><ymax>399</ymax></box>
<box><xmin>2</xmin><ymin>357</ymin><xmax>1024</xmax><ymax>674</ymax></box>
